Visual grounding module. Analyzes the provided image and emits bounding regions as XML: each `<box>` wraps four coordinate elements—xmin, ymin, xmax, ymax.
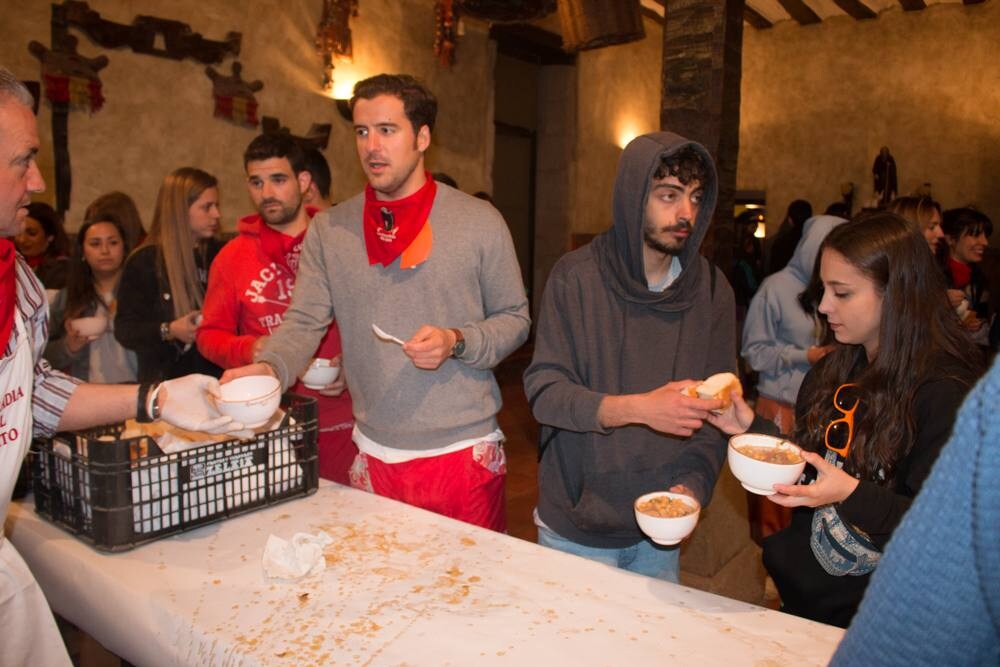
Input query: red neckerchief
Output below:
<box><xmin>948</xmin><ymin>256</ymin><xmax>972</xmax><ymax>289</ymax></box>
<box><xmin>0</xmin><ymin>240</ymin><xmax>16</xmax><ymax>352</ymax></box>
<box><xmin>363</xmin><ymin>174</ymin><xmax>436</xmax><ymax>267</ymax></box>
<box><xmin>258</xmin><ymin>208</ymin><xmax>318</xmax><ymax>275</ymax></box>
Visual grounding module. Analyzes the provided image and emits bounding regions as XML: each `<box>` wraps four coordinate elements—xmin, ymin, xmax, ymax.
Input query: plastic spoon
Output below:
<box><xmin>372</xmin><ymin>324</ymin><xmax>405</xmax><ymax>346</ymax></box>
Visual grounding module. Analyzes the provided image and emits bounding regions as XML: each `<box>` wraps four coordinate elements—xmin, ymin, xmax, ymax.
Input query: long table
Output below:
<box><xmin>6</xmin><ymin>482</ymin><xmax>843</xmax><ymax>666</ymax></box>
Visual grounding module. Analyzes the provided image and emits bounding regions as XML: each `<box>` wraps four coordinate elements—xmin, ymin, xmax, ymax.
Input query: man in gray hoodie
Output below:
<box><xmin>524</xmin><ymin>132</ymin><xmax>737</xmax><ymax>581</ymax></box>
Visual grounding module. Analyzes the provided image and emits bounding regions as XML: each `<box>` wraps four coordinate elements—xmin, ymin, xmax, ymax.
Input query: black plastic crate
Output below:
<box><xmin>30</xmin><ymin>393</ymin><xmax>318</xmax><ymax>552</ymax></box>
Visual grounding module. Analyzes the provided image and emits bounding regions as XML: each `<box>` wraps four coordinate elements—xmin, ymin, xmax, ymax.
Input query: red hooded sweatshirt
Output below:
<box><xmin>198</xmin><ymin>208</ymin><xmax>355</xmax><ymax>483</ymax></box>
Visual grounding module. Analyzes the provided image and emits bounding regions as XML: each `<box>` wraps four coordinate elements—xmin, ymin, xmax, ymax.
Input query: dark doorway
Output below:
<box><xmin>490</xmin><ymin>25</ymin><xmax>576</xmax><ymax>317</ymax></box>
<box><xmin>492</xmin><ymin>53</ymin><xmax>539</xmax><ymax>305</ymax></box>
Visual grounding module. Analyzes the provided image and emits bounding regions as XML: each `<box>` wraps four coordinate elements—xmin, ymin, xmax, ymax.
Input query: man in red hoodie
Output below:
<box><xmin>197</xmin><ymin>134</ymin><xmax>355</xmax><ymax>483</ymax></box>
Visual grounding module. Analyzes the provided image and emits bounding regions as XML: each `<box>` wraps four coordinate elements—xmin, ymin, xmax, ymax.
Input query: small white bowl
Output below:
<box><xmin>69</xmin><ymin>315</ymin><xmax>108</xmax><ymax>338</ymax></box>
<box><xmin>216</xmin><ymin>375</ymin><xmax>281</xmax><ymax>428</ymax></box>
<box><xmin>728</xmin><ymin>433</ymin><xmax>806</xmax><ymax>496</ymax></box>
<box><xmin>634</xmin><ymin>491</ymin><xmax>701</xmax><ymax>546</ymax></box>
<box><xmin>299</xmin><ymin>358</ymin><xmax>341</xmax><ymax>389</ymax></box>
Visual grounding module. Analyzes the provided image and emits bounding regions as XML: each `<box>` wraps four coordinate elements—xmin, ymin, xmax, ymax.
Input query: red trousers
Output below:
<box><xmin>349</xmin><ymin>441</ymin><xmax>506</xmax><ymax>532</ymax></box>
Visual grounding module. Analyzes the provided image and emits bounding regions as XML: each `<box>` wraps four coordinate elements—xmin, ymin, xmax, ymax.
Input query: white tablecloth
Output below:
<box><xmin>6</xmin><ymin>482</ymin><xmax>843</xmax><ymax>666</ymax></box>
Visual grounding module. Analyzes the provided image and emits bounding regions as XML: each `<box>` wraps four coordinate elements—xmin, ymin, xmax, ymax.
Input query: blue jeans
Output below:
<box><xmin>536</xmin><ymin>523</ymin><xmax>680</xmax><ymax>583</ymax></box>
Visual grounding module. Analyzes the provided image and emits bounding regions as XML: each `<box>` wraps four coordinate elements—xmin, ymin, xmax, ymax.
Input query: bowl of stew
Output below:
<box><xmin>634</xmin><ymin>491</ymin><xmax>701</xmax><ymax>546</ymax></box>
<box><xmin>728</xmin><ymin>433</ymin><xmax>806</xmax><ymax>496</ymax></box>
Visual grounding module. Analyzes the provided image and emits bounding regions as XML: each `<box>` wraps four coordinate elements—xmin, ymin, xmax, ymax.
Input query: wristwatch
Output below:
<box><xmin>449</xmin><ymin>328</ymin><xmax>466</xmax><ymax>358</ymax></box>
<box><xmin>160</xmin><ymin>322</ymin><xmax>172</xmax><ymax>341</ymax></box>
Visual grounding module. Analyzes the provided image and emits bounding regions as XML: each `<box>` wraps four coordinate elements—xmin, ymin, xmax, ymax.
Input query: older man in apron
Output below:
<box><xmin>0</xmin><ymin>67</ymin><xmax>242</xmax><ymax>665</ymax></box>
<box><xmin>0</xmin><ymin>308</ymin><xmax>72</xmax><ymax>664</ymax></box>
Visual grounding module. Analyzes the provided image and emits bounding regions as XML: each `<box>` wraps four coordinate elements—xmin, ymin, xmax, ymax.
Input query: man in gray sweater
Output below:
<box><xmin>226</xmin><ymin>74</ymin><xmax>529</xmax><ymax>531</ymax></box>
<box><xmin>524</xmin><ymin>132</ymin><xmax>737</xmax><ymax>581</ymax></box>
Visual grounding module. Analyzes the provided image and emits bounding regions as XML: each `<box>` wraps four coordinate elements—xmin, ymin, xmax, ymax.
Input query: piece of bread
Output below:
<box><xmin>683</xmin><ymin>372</ymin><xmax>741</xmax><ymax>411</ymax></box>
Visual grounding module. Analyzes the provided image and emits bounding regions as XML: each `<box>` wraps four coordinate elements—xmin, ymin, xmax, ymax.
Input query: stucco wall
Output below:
<box><xmin>0</xmin><ymin>0</ymin><xmax>494</xmax><ymax>232</ymax></box>
<box><xmin>561</xmin><ymin>2</ymin><xmax>999</xmax><ymax>238</ymax></box>
<box><xmin>739</xmin><ymin>1</ymin><xmax>1000</xmax><ymax>234</ymax></box>
<box><xmin>570</xmin><ymin>18</ymin><xmax>663</xmax><ymax>235</ymax></box>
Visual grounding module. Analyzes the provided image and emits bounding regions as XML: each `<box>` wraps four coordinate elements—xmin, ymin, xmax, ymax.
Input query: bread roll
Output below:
<box><xmin>683</xmin><ymin>372</ymin><xmax>741</xmax><ymax>412</ymax></box>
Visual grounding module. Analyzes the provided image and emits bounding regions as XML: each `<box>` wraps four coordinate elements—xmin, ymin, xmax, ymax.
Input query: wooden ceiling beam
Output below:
<box><xmin>641</xmin><ymin>6</ymin><xmax>664</xmax><ymax>25</ymax></box>
<box><xmin>776</xmin><ymin>0</ymin><xmax>822</xmax><ymax>25</ymax></box>
<box><xmin>963</xmin><ymin>0</ymin><xmax>987</xmax><ymax>5</ymax></box>
<box><xmin>898</xmin><ymin>0</ymin><xmax>926</xmax><ymax>10</ymax></box>
<box><xmin>744</xmin><ymin>5</ymin><xmax>773</xmax><ymax>28</ymax></box>
<box><xmin>833</xmin><ymin>0</ymin><xmax>877</xmax><ymax>19</ymax></box>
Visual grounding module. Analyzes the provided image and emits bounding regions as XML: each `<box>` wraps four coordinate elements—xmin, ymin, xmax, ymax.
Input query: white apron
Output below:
<box><xmin>0</xmin><ymin>312</ymin><xmax>72</xmax><ymax>666</ymax></box>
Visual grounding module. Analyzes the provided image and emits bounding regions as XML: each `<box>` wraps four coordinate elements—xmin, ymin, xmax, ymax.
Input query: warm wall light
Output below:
<box><xmin>316</xmin><ymin>0</ymin><xmax>358</xmax><ymax>95</ymax></box>
<box><xmin>324</xmin><ymin>78</ymin><xmax>356</xmax><ymax>122</ymax></box>
<box><xmin>617</xmin><ymin>124</ymin><xmax>641</xmax><ymax>149</ymax></box>
<box><xmin>332</xmin><ymin>78</ymin><xmax>355</xmax><ymax>100</ymax></box>
<box><xmin>754</xmin><ymin>221</ymin><xmax>766</xmax><ymax>239</ymax></box>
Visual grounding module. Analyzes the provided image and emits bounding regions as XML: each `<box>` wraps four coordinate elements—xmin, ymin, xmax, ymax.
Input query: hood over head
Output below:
<box><xmin>785</xmin><ymin>215</ymin><xmax>847</xmax><ymax>284</ymax></box>
<box><xmin>591</xmin><ymin>132</ymin><xmax>718</xmax><ymax>312</ymax></box>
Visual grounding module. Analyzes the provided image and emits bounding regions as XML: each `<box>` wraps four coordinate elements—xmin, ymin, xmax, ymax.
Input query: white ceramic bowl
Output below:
<box><xmin>299</xmin><ymin>358</ymin><xmax>341</xmax><ymax>389</ymax></box>
<box><xmin>634</xmin><ymin>491</ymin><xmax>701</xmax><ymax>546</ymax></box>
<box><xmin>69</xmin><ymin>315</ymin><xmax>108</xmax><ymax>338</ymax></box>
<box><xmin>728</xmin><ymin>433</ymin><xmax>806</xmax><ymax>496</ymax></box>
<box><xmin>216</xmin><ymin>375</ymin><xmax>281</xmax><ymax>428</ymax></box>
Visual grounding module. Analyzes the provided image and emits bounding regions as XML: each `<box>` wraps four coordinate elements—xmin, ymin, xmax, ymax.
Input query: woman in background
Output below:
<box><xmin>115</xmin><ymin>167</ymin><xmax>223</xmax><ymax>382</ymax></box>
<box><xmin>941</xmin><ymin>207</ymin><xmax>996</xmax><ymax>350</ymax></box>
<box><xmin>713</xmin><ymin>212</ymin><xmax>982</xmax><ymax>627</ymax></box>
<box><xmin>14</xmin><ymin>202</ymin><xmax>69</xmax><ymax>289</ymax></box>
<box><xmin>45</xmin><ymin>216</ymin><xmax>136</xmax><ymax>382</ymax></box>
<box><xmin>83</xmin><ymin>190</ymin><xmax>146</xmax><ymax>251</ymax></box>
<box><xmin>888</xmin><ymin>195</ymin><xmax>943</xmax><ymax>255</ymax></box>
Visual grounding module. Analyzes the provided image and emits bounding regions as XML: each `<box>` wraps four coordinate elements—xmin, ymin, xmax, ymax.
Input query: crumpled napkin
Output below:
<box><xmin>262</xmin><ymin>531</ymin><xmax>333</xmax><ymax>580</ymax></box>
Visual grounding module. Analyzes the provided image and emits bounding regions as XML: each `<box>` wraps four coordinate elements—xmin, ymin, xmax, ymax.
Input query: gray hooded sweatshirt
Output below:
<box><xmin>741</xmin><ymin>215</ymin><xmax>846</xmax><ymax>405</ymax></box>
<box><xmin>524</xmin><ymin>132</ymin><xmax>737</xmax><ymax>548</ymax></box>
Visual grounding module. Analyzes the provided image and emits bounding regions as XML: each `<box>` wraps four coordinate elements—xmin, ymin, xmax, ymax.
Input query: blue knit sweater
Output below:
<box><xmin>831</xmin><ymin>358</ymin><xmax>1000</xmax><ymax>665</ymax></box>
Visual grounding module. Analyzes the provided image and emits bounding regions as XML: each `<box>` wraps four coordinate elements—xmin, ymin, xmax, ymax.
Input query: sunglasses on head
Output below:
<box><xmin>825</xmin><ymin>383</ymin><xmax>859</xmax><ymax>458</ymax></box>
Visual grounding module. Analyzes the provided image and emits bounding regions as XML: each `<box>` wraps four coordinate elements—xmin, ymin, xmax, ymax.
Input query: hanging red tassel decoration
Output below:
<box><xmin>41</xmin><ymin>73</ymin><xmax>105</xmax><ymax>113</ymax></box>
<box><xmin>205</xmin><ymin>62</ymin><xmax>264</xmax><ymax>128</ymax></box>
<box><xmin>29</xmin><ymin>36</ymin><xmax>108</xmax><ymax>114</ymax></box>
<box><xmin>434</xmin><ymin>0</ymin><xmax>458</xmax><ymax>68</ymax></box>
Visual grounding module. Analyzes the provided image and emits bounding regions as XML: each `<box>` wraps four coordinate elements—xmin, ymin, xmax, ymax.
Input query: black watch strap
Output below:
<box><xmin>136</xmin><ymin>383</ymin><xmax>153</xmax><ymax>423</ymax></box>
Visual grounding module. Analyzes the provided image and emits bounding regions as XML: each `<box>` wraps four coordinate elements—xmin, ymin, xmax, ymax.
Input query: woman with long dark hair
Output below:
<box><xmin>83</xmin><ymin>190</ymin><xmax>146</xmax><ymax>252</ymax></box>
<box><xmin>115</xmin><ymin>168</ymin><xmax>224</xmax><ymax>382</ymax></box>
<box><xmin>712</xmin><ymin>211</ymin><xmax>982</xmax><ymax>627</ymax></box>
<box><xmin>44</xmin><ymin>215</ymin><xmax>137</xmax><ymax>382</ymax></box>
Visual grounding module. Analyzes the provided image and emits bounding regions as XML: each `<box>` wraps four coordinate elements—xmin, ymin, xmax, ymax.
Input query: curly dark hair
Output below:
<box><xmin>652</xmin><ymin>145</ymin><xmax>709</xmax><ymax>186</ymax></box>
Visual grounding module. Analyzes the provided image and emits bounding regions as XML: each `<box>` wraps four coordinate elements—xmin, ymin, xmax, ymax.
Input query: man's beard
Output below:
<box><xmin>643</xmin><ymin>221</ymin><xmax>690</xmax><ymax>256</ymax></box>
<box><xmin>258</xmin><ymin>198</ymin><xmax>301</xmax><ymax>226</ymax></box>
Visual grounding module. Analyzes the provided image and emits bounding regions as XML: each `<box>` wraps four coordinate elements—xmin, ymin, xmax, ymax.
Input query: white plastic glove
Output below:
<box><xmin>158</xmin><ymin>374</ymin><xmax>245</xmax><ymax>434</ymax></box>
